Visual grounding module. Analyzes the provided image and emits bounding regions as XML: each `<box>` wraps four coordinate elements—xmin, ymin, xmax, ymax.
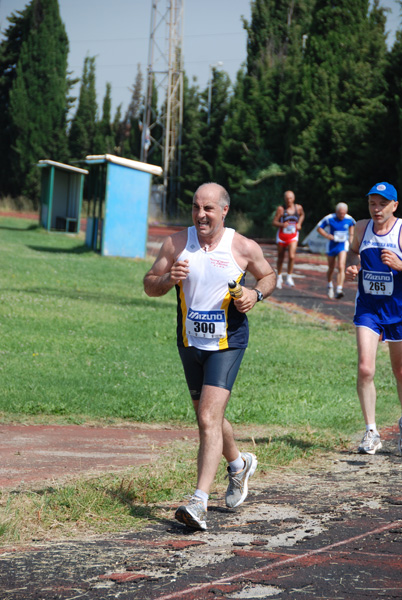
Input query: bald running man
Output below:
<box><xmin>144</xmin><ymin>182</ymin><xmax>276</xmax><ymax>530</ymax></box>
<box><xmin>317</xmin><ymin>203</ymin><xmax>356</xmax><ymax>299</ymax></box>
<box><xmin>272</xmin><ymin>190</ymin><xmax>305</xmax><ymax>288</ymax></box>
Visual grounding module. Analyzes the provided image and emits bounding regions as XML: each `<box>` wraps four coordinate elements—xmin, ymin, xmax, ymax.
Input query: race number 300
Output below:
<box><xmin>186</xmin><ymin>308</ymin><xmax>226</xmax><ymax>338</ymax></box>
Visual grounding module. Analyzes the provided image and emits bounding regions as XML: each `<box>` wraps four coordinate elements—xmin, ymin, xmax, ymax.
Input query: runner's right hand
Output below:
<box><xmin>345</xmin><ymin>265</ymin><xmax>359</xmax><ymax>281</ymax></box>
<box><xmin>170</xmin><ymin>259</ymin><xmax>190</xmax><ymax>283</ymax></box>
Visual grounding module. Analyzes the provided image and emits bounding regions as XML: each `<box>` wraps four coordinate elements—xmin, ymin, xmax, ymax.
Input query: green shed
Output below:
<box><xmin>37</xmin><ymin>160</ymin><xmax>88</xmax><ymax>233</ymax></box>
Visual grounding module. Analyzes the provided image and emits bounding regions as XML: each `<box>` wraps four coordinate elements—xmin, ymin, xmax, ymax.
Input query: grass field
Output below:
<box><xmin>0</xmin><ymin>216</ymin><xmax>400</xmax><ymax>544</ymax></box>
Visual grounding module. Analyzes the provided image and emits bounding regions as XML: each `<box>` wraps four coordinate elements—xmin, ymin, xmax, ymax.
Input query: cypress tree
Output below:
<box><xmin>94</xmin><ymin>82</ymin><xmax>115</xmax><ymax>154</ymax></box>
<box><xmin>216</xmin><ymin>69</ymin><xmax>263</xmax><ymax>194</ymax></box>
<box><xmin>0</xmin><ymin>5</ymin><xmax>31</xmax><ymax>195</ymax></box>
<box><xmin>177</xmin><ymin>75</ymin><xmax>204</xmax><ymax>212</ymax></box>
<box><xmin>293</xmin><ymin>0</ymin><xmax>388</xmax><ymax>221</ymax></box>
<box><xmin>3</xmin><ymin>0</ymin><xmax>70</xmax><ymax>199</ymax></box>
<box><xmin>68</xmin><ymin>56</ymin><xmax>98</xmax><ymax>161</ymax></box>
<box><xmin>383</xmin><ymin>6</ymin><xmax>402</xmax><ymax>194</ymax></box>
<box><xmin>216</xmin><ymin>0</ymin><xmax>313</xmax><ymax>232</ymax></box>
<box><xmin>115</xmin><ymin>64</ymin><xmax>144</xmax><ymax>160</ymax></box>
<box><xmin>199</xmin><ymin>67</ymin><xmax>231</xmax><ymax>182</ymax></box>
<box><xmin>147</xmin><ymin>77</ymin><xmax>163</xmax><ymax>167</ymax></box>
<box><xmin>112</xmin><ymin>104</ymin><xmax>123</xmax><ymax>154</ymax></box>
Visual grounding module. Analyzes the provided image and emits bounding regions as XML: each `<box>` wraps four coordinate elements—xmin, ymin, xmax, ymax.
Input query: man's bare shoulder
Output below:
<box><xmin>170</xmin><ymin>228</ymin><xmax>188</xmax><ymax>243</ymax></box>
<box><xmin>161</xmin><ymin>228</ymin><xmax>188</xmax><ymax>254</ymax></box>
<box><xmin>232</xmin><ymin>231</ymin><xmax>273</xmax><ymax>279</ymax></box>
<box><xmin>148</xmin><ymin>229</ymin><xmax>188</xmax><ymax>273</ymax></box>
<box><xmin>352</xmin><ymin>219</ymin><xmax>370</xmax><ymax>244</ymax></box>
<box><xmin>355</xmin><ymin>219</ymin><xmax>370</xmax><ymax>232</ymax></box>
<box><xmin>232</xmin><ymin>231</ymin><xmax>260</xmax><ymax>257</ymax></box>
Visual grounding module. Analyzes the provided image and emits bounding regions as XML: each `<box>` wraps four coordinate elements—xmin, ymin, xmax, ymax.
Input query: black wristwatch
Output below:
<box><xmin>254</xmin><ymin>289</ymin><xmax>263</xmax><ymax>302</ymax></box>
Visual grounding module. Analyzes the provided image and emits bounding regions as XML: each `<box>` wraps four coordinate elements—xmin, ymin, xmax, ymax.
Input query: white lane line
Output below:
<box><xmin>155</xmin><ymin>520</ymin><xmax>402</xmax><ymax>600</ymax></box>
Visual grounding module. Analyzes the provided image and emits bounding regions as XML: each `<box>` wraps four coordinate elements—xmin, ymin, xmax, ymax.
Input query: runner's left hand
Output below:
<box><xmin>233</xmin><ymin>288</ymin><xmax>258</xmax><ymax>313</ymax></box>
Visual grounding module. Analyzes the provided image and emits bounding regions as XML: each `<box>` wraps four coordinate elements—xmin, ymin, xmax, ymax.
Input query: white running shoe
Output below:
<box><xmin>175</xmin><ymin>495</ymin><xmax>207</xmax><ymax>530</ymax></box>
<box><xmin>276</xmin><ymin>274</ymin><xmax>283</xmax><ymax>289</ymax></box>
<box><xmin>225</xmin><ymin>452</ymin><xmax>258</xmax><ymax>508</ymax></box>
<box><xmin>327</xmin><ymin>286</ymin><xmax>334</xmax><ymax>299</ymax></box>
<box><xmin>358</xmin><ymin>430</ymin><xmax>382</xmax><ymax>455</ymax></box>
<box><xmin>286</xmin><ymin>275</ymin><xmax>295</xmax><ymax>287</ymax></box>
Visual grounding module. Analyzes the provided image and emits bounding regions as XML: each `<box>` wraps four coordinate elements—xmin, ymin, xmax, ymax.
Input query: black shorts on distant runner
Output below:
<box><xmin>178</xmin><ymin>346</ymin><xmax>246</xmax><ymax>400</ymax></box>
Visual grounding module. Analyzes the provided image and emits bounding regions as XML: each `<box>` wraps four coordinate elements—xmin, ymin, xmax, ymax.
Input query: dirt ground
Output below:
<box><xmin>0</xmin><ymin>217</ymin><xmax>401</xmax><ymax>599</ymax></box>
<box><xmin>0</xmin><ymin>423</ymin><xmax>199</xmax><ymax>490</ymax></box>
<box><xmin>1</xmin><ymin>428</ymin><xmax>401</xmax><ymax>600</ymax></box>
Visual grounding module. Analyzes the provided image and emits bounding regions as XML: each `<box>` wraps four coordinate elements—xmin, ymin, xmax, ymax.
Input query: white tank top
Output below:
<box><xmin>176</xmin><ymin>226</ymin><xmax>247</xmax><ymax>350</ymax></box>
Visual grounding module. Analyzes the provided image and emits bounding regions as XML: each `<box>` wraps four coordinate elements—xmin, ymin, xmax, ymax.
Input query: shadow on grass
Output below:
<box><xmin>4</xmin><ymin>286</ymin><xmax>175</xmax><ymax>310</ymax></box>
<box><xmin>239</xmin><ymin>434</ymin><xmax>333</xmax><ymax>452</ymax></box>
<box><xmin>30</xmin><ymin>484</ymin><xmax>171</xmax><ymax>527</ymax></box>
<box><xmin>0</xmin><ymin>223</ymin><xmax>39</xmax><ymax>232</ymax></box>
<box><xmin>27</xmin><ymin>244</ymin><xmax>93</xmax><ymax>255</ymax></box>
<box><xmin>106</xmin><ymin>487</ymin><xmax>171</xmax><ymax>525</ymax></box>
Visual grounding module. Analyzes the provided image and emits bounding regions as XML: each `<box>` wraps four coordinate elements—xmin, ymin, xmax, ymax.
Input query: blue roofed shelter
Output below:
<box><xmin>84</xmin><ymin>154</ymin><xmax>163</xmax><ymax>258</ymax></box>
<box><xmin>37</xmin><ymin>160</ymin><xmax>88</xmax><ymax>233</ymax></box>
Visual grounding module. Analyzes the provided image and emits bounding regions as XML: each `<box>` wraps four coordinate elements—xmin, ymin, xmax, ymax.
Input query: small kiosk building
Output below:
<box><xmin>84</xmin><ymin>154</ymin><xmax>163</xmax><ymax>258</ymax></box>
<box><xmin>37</xmin><ymin>160</ymin><xmax>88</xmax><ymax>233</ymax></box>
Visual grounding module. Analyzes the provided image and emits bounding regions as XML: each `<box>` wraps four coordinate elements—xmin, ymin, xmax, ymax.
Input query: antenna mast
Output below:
<box><xmin>141</xmin><ymin>0</ymin><xmax>184</xmax><ymax>216</ymax></box>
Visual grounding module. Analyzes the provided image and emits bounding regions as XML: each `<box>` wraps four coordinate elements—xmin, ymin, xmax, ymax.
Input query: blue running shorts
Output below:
<box><xmin>327</xmin><ymin>243</ymin><xmax>347</xmax><ymax>257</ymax></box>
<box><xmin>178</xmin><ymin>346</ymin><xmax>246</xmax><ymax>400</ymax></box>
<box><xmin>354</xmin><ymin>312</ymin><xmax>402</xmax><ymax>342</ymax></box>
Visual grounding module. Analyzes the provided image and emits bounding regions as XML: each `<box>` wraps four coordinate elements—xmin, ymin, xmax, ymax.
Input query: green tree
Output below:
<box><xmin>383</xmin><ymin>3</ymin><xmax>402</xmax><ymax>194</ymax></box>
<box><xmin>199</xmin><ymin>67</ymin><xmax>231</xmax><ymax>182</ymax></box>
<box><xmin>116</xmin><ymin>64</ymin><xmax>144</xmax><ymax>160</ymax></box>
<box><xmin>0</xmin><ymin>5</ymin><xmax>31</xmax><ymax>195</ymax></box>
<box><xmin>146</xmin><ymin>76</ymin><xmax>163</xmax><ymax>167</ymax></box>
<box><xmin>2</xmin><ymin>0</ymin><xmax>70</xmax><ymax>199</ymax></box>
<box><xmin>112</xmin><ymin>103</ymin><xmax>123</xmax><ymax>153</ymax></box>
<box><xmin>216</xmin><ymin>0</ymin><xmax>313</xmax><ymax>233</ymax></box>
<box><xmin>216</xmin><ymin>69</ymin><xmax>262</xmax><ymax>194</ymax></box>
<box><xmin>93</xmin><ymin>82</ymin><xmax>115</xmax><ymax>154</ymax></box>
<box><xmin>293</xmin><ymin>0</ymin><xmax>388</xmax><ymax>222</ymax></box>
<box><xmin>68</xmin><ymin>56</ymin><xmax>98</xmax><ymax>161</ymax></box>
<box><xmin>177</xmin><ymin>75</ymin><xmax>204</xmax><ymax>213</ymax></box>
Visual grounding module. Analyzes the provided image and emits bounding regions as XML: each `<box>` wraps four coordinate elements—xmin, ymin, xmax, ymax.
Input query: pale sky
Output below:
<box><xmin>0</xmin><ymin>0</ymin><xmax>401</xmax><ymax>118</ymax></box>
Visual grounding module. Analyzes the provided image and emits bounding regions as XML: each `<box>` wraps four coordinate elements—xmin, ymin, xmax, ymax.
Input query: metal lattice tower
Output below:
<box><xmin>141</xmin><ymin>0</ymin><xmax>184</xmax><ymax>215</ymax></box>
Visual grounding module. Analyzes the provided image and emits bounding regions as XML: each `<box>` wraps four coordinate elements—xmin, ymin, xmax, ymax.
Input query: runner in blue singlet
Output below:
<box><xmin>317</xmin><ymin>203</ymin><xmax>356</xmax><ymax>299</ymax></box>
<box><xmin>346</xmin><ymin>182</ymin><xmax>402</xmax><ymax>456</ymax></box>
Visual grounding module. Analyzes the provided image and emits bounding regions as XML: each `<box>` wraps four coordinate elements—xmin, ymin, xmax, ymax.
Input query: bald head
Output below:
<box><xmin>284</xmin><ymin>190</ymin><xmax>295</xmax><ymax>206</ymax></box>
<box><xmin>194</xmin><ymin>183</ymin><xmax>230</xmax><ymax>209</ymax></box>
<box><xmin>335</xmin><ymin>202</ymin><xmax>348</xmax><ymax>219</ymax></box>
